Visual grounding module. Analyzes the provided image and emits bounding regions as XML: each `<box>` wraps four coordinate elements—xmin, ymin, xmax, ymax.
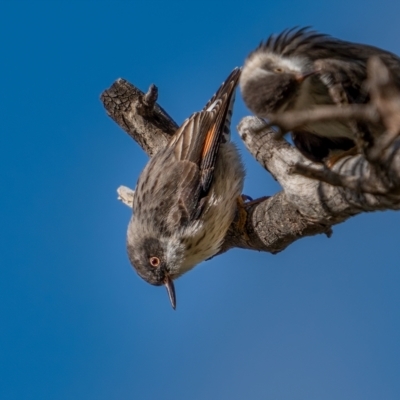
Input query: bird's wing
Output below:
<box><xmin>170</xmin><ymin>68</ymin><xmax>240</xmax><ymax>196</ymax></box>
<box><xmin>316</xmin><ymin>40</ymin><xmax>400</xmax><ymax>79</ymax></box>
<box><xmin>154</xmin><ymin>68</ymin><xmax>240</xmax><ymax>222</ymax></box>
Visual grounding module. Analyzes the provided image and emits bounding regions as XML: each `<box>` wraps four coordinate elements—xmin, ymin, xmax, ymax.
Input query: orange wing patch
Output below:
<box><xmin>201</xmin><ymin>123</ymin><xmax>218</xmax><ymax>159</ymax></box>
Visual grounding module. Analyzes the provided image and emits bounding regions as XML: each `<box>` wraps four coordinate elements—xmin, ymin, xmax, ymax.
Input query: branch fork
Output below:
<box><xmin>101</xmin><ymin>57</ymin><xmax>400</xmax><ymax>256</ymax></box>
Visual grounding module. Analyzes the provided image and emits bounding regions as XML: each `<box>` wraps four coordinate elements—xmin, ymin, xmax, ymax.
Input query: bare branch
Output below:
<box><xmin>117</xmin><ymin>186</ymin><xmax>135</xmax><ymax>208</ymax></box>
<box><xmin>101</xmin><ymin>64</ymin><xmax>400</xmax><ymax>257</ymax></box>
<box><xmin>238</xmin><ymin>116</ymin><xmax>400</xmax><ymax>219</ymax></box>
<box><xmin>142</xmin><ymin>84</ymin><xmax>158</xmax><ymax>110</ymax></box>
<box><xmin>100</xmin><ymin>78</ymin><xmax>178</xmax><ymax>157</ymax></box>
<box><xmin>267</xmin><ymin>104</ymin><xmax>379</xmax><ymax>136</ymax></box>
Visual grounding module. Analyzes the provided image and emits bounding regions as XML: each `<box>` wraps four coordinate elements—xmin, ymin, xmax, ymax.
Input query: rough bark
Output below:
<box><xmin>101</xmin><ymin>79</ymin><xmax>178</xmax><ymax>157</ymax></box>
<box><xmin>100</xmin><ymin>58</ymin><xmax>400</xmax><ymax>255</ymax></box>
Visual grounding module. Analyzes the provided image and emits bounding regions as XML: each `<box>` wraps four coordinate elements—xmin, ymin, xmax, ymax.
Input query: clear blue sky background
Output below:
<box><xmin>1</xmin><ymin>1</ymin><xmax>400</xmax><ymax>399</ymax></box>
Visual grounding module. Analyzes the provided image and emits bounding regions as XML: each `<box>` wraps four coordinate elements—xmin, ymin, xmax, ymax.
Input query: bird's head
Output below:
<box><xmin>127</xmin><ymin>222</ymin><xmax>186</xmax><ymax>310</ymax></box>
<box><xmin>240</xmin><ymin>51</ymin><xmax>315</xmax><ymax>116</ymax></box>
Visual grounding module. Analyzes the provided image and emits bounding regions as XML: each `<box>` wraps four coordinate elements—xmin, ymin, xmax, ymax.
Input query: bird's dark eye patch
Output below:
<box><xmin>275</xmin><ymin>67</ymin><xmax>283</xmax><ymax>73</ymax></box>
<box><xmin>149</xmin><ymin>256</ymin><xmax>160</xmax><ymax>268</ymax></box>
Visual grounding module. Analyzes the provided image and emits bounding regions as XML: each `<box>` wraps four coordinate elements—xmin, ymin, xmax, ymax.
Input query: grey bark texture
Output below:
<box><xmin>100</xmin><ymin>58</ymin><xmax>400</xmax><ymax>256</ymax></box>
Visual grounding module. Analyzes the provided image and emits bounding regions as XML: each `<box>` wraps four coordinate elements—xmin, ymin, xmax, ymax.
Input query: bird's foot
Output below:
<box><xmin>235</xmin><ymin>195</ymin><xmax>249</xmax><ymax>240</ymax></box>
<box><xmin>235</xmin><ymin>195</ymin><xmax>269</xmax><ymax>241</ymax></box>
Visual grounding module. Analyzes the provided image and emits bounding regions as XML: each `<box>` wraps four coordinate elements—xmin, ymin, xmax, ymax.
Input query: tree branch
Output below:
<box><xmin>100</xmin><ymin>60</ymin><xmax>400</xmax><ymax>256</ymax></box>
<box><xmin>100</xmin><ymin>79</ymin><xmax>178</xmax><ymax>157</ymax></box>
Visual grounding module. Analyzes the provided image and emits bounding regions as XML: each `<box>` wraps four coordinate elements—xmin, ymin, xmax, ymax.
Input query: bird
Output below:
<box><xmin>239</xmin><ymin>27</ymin><xmax>400</xmax><ymax>164</ymax></box>
<box><xmin>127</xmin><ymin>68</ymin><xmax>245</xmax><ymax>309</ymax></box>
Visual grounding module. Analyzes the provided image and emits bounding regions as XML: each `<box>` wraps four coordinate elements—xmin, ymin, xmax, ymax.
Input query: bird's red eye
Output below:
<box><xmin>149</xmin><ymin>257</ymin><xmax>160</xmax><ymax>268</ymax></box>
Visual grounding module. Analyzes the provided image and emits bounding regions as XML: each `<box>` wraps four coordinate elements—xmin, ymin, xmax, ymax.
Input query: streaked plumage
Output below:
<box><xmin>240</xmin><ymin>27</ymin><xmax>400</xmax><ymax>163</ymax></box>
<box><xmin>127</xmin><ymin>68</ymin><xmax>245</xmax><ymax>309</ymax></box>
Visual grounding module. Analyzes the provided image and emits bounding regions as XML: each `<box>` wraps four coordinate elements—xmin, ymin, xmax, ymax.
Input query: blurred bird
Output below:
<box><xmin>127</xmin><ymin>68</ymin><xmax>245</xmax><ymax>309</ymax></box>
<box><xmin>240</xmin><ymin>27</ymin><xmax>400</xmax><ymax>164</ymax></box>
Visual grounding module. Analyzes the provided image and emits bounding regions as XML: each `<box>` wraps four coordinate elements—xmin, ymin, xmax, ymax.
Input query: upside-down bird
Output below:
<box><xmin>127</xmin><ymin>68</ymin><xmax>245</xmax><ymax>309</ymax></box>
<box><xmin>240</xmin><ymin>27</ymin><xmax>400</xmax><ymax>164</ymax></box>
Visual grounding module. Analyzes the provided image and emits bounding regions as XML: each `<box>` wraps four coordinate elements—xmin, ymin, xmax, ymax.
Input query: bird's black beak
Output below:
<box><xmin>295</xmin><ymin>70</ymin><xmax>316</xmax><ymax>83</ymax></box>
<box><xmin>164</xmin><ymin>275</ymin><xmax>176</xmax><ymax>310</ymax></box>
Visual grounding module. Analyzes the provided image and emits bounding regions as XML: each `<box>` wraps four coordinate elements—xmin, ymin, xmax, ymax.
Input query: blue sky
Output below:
<box><xmin>1</xmin><ymin>1</ymin><xmax>400</xmax><ymax>399</ymax></box>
